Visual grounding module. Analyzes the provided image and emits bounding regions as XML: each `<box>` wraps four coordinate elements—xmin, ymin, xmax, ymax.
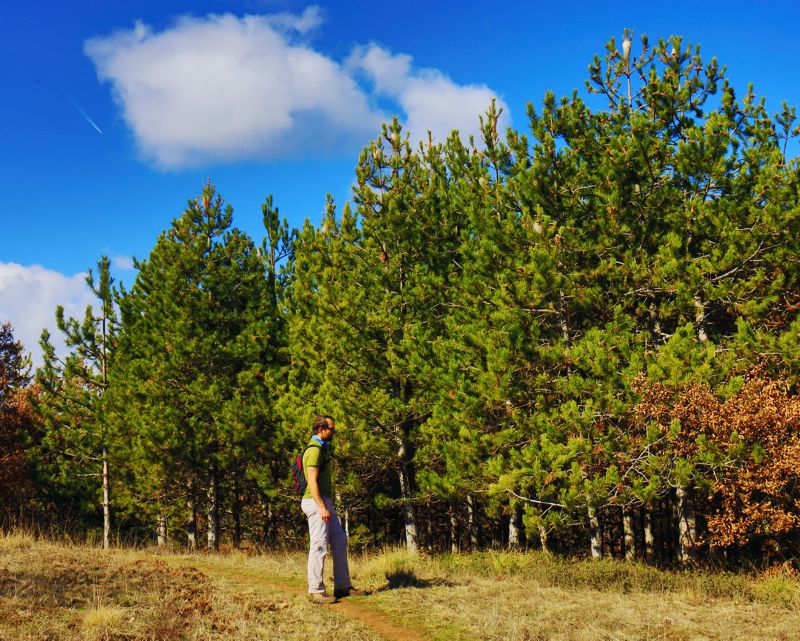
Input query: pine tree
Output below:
<box><xmin>110</xmin><ymin>183</ymin><xmax>275</xmax><ymax>549</ymax></box>
<box><xmin>35</xmin><ymin>257</ymin><xmax>118</xmax><ymax>547</ymax></box>
<box><xmin>283</xmin><ymin>120</ymin><xmax>468</xmax><ymax>551</ymax></box>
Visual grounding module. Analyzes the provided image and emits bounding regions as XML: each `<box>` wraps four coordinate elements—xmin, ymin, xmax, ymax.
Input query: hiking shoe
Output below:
<box><xmin>307</xmin><ymin>592</ymin><xmax>337</xmax><ymax>605</ymax></box>
<box><xmin>333</xmin><ymin>586</ymin><xmax>366</xmax><ymax>598</ymax></box>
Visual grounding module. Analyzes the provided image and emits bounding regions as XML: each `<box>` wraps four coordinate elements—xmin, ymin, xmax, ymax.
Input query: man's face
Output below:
<box><xmin>321</xmin><ymin>418</ymin><xmax>336</xmax><ymax>443</ymax></box>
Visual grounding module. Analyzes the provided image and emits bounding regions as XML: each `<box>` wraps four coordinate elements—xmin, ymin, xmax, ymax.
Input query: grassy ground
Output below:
<box><xmin>2</xmin><ymin>532</ymin><xmax>799</xmax><ymax>641</ymax></box>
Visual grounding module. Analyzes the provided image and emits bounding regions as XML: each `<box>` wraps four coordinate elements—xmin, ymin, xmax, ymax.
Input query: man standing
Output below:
<box><xmin>301</xmin><ymin>415</ymin><xmax>362</xmax><ymax>603</ymax></box>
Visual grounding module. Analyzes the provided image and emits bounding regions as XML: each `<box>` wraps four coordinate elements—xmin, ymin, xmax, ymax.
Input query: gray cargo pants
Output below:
<box><xmin>301</xmin><ymin>497</ymin><xmax>351</xmax><ymax>594</ymax></box>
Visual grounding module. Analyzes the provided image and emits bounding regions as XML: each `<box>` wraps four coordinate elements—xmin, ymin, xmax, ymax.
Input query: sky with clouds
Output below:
<box><xmin>3</xmin><ymin>0</ymin><xmax>800</xmax><ymax>366</ymax></box>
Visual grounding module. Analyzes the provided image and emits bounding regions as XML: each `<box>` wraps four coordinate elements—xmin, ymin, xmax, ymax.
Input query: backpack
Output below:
<box><xmin>291</xmin><ymin>442</ymin><xmax>327</xmax><ymax>496</ymax></box>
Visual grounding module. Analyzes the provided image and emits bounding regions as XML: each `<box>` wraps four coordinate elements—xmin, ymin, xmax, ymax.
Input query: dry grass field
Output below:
<box><xmin>1</xmin><ymin>531</ymin><xmax>799</xmax><ymax>641</ymax></box>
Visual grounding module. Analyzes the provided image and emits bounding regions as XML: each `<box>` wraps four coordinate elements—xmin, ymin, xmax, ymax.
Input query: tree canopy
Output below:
<box><xmin>9</xmin><ymin>33</ymin><xmax>800</xmax><ymax>563</ymax></box>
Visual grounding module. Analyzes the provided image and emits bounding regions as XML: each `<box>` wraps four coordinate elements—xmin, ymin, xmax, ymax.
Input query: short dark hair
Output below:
<box><xmin>312</xmin><ymin>415</ymin><xmax>334</xmax><ymax>434</ymax></box>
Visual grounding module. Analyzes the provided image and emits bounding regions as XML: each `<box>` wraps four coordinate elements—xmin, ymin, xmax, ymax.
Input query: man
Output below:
<box><xmin>301</xmin><ymin>415</ymin><xmax>363</xmax><ymax>604</ymax></box>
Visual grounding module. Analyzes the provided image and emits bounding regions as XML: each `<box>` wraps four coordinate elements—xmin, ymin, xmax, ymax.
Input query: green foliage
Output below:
<box><xmin>22</xmin><ymin>32</ymin><xmax>800</xmax><ymax>560</ymax></box>
<box><xmin>108</xmin><ymin>183</ymin><xmax>285</xmax><ymax>542</ymax></box>
<box><xmin>34</xmin><ymin>257</ymin><xmax>118</xmax><ymax>539</ymax></box>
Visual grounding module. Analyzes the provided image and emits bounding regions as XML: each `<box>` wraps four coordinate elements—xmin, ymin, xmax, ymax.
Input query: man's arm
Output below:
<box><xmin>306</xmin><ymin>466</ymin><xmax>331</xmax><ymax>522</ymax></box>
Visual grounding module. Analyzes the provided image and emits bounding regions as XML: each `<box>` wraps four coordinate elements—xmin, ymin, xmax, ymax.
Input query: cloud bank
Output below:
<box><xmin>0</xmin><ymin>263</ymin><xmax>95</xmax><ymax>368</ymax></box>
<box><xmin>85</xmin><ymin>7</ymin><xmax>509</xmax><ymax>169</ymax></box>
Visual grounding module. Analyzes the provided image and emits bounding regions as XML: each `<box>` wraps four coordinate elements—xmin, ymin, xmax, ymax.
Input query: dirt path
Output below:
<box><xmin>168</xmin><ymin>557</ymin><xmax>431</xmax><ymax>641</ymax></box>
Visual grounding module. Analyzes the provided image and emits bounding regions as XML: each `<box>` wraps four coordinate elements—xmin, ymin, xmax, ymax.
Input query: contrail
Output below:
<box><xmin>60</xmin><ymin>88</ymin><xmax>103</xmax><ymax>134</ymax></box>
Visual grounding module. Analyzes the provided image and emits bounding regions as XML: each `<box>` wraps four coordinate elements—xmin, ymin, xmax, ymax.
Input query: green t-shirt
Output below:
<box><xmin>302</xmin><ymin>440</ymin><xmax>333</xmax><ymax>500</ymax></box>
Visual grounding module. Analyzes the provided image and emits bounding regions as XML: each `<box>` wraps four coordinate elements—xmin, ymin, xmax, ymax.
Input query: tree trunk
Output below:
<box><xmin>623</xmin><ymin>507</ymin><xmax>636</xmax><ymax>561</ymax></box>
<box><xmin>336</xmin><ymin>491</ymin><xmax>350</xmax><ymax>538</ymax></box>
<box><xmin>186</xmin><ymin>479</ymin><xmax>197</xmax><ymax>550</ymax></box>
<box><xmin>538</xmin><ymin>525</ymin><xmax>550</xmax><ymax>553</ymax></box>
<box><xmin>232</xmin><ymin>503</ymin><xmax>242</xmax><ymax>550</ymax></box>
<box><xmin>676</xmin><ymin>486</ymin><xmax>696</xmax><ymax>564</ymax></box>
<box><xmin>207</xmin><ymin>469</ymin><xmax>219</xmax><ymax>551</ymax></box>
<box><xmin>508</xmin><ymin>504</ymin><xmax>520</xmax><ymax>549</ymax></box>
<box><xmin>231</xmin><ymin>476</ymin><xmax>242</xmax><ymax>550</ymax></box>
<box><xmin>397</xmin><ymin>451</ymin><xmax>417</xmax><ymax>553</ymax></box>
<box><xmin>588</xmin><ymin>506</ymin><xmax>602</xmax><ymax>559</ymax></box>
<box><xmin>449</xmin><ymin>504</ymin><xmax>459</xmax><ymax>553</ymax></box>
<box><xmin>643</xmin><ymin>507</ymin><xmax>655</xmax><ymax>563</ymax></box>
<box><xmin>261</xmin><ymin>501</ymin><xmax>274</xmax><ymax>547</ymax></box>
<box><xmin>466</xmin><ymin>494</ymin><xmax>479</xmax><ymax>550</ymax></box>
<box><xmin>423</xmin><ymin>504</ymin><xmax>432</xmax><ymax>552</ymax></box>
<box><xmin>102</xmin><ymin>447</ymin><xmax>111</xmax><ymax>550</ymax></box>
<box><xmin>156</xmin><ymin>512</ymin><xmax>168</xmax><ymax>547</ymax></box>
<box><xmin>187</xmin><ymin>493</ymin><xmax>197</xmax><ymax>551</ymax></box>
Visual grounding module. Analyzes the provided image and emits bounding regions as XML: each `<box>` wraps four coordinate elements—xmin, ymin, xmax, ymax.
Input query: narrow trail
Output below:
<box><xmin>167</xmin><ymin>557</ymin><xmax>432</xmax><ymax>641</ymax></box>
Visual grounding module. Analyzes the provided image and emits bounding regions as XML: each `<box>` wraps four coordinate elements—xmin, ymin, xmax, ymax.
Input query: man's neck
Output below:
<box><xmin>311</xmin><ymin>435</ymin><xmax>327</xmax><ymax>447</ymax></box>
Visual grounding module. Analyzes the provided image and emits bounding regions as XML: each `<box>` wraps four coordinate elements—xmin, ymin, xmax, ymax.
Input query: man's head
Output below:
<box><xmin>312</xmin><ymin>415</ymin><xmax>335</xmax><ymax>442</ymax></box>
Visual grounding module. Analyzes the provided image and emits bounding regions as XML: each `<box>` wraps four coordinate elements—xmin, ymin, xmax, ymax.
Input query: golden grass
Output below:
<box><xmin>342</xmin><ymin>549</ymin><xmax>800</xmax><ymax>641</ymax></box>
<box><xmin>81</xmin><ymin>604</ymin><xmax>127</xmax><ymax>638</ymax></box>
<box><xmin>0</xmin><ymin>530</ymin><xmax>35</xmax><ymax>551</ymax></box>
<box><xmin>2</xmin><ymin>533</ymin><xmax>800</xmax><ymax>641</ymax></box>
<box><xmin>0</xmin><ymin>534</ymin><xmax>384</xmax><ymax>641</ymax></box>
<box><xmin>360</xmin><ymin>572</ymin><xmax>800</xmax><ymax>641</ymax></box>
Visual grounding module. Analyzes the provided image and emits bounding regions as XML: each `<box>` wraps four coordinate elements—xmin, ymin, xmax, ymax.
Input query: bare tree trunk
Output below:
<box><xmin>538</xmin><ymin>525</ymin><xmax>549</xmax><ymax>553</ymax></box>
<box><xmin>623</xmin><ymin>508</ymin><xmax>636</xmax><ymax>561</ymax></box>
<box><xmin>100</xmin><ymin>303</ymin><xmax>112</xmax><ymax>552</ymax></box>
<box><xmin>676</xmin><ymin>486</ymin><xmax>696</xmax><ymax>564</ymax></box>
<box><xmin>508</xmin><ymin>504</ymin><xmax>520</xmax><ymax>549</ymax></box>
<box><xmin>261</xmin><ymin>500</ymin><xmax>275</xmax><ymax>547</ymax></box>
<box><xmin>643</xmin><ymin>507</ymin><xmax>655</xmax><ymax>563</ymax></box>
<box><xmin>230</xmin><ymin>475</ymin><xmax>242</xmax><ymax>550</ymax></box>
<box><xmin>102</xmin><ymin>447</ymin><xmax>111</xmax><ymax>549</ymax></box>
<box><xmin>187</xmin><ymin>493</ymin><xmax>197</xmax><ymax>550</ymax></box>
<box><xmin>336</xmin><ymin>491</ymin><xmax>350</xmax><ymax>538</ymax></box>
<box><xmin>423</xmin><ymin>504</ymin><xmax>432</xmax><ymax>552</ymax></box>
<box><xmin>466</xmin><ymin>494</ymin><xmax>479</xmax><ymax>550</ymax></box>
<box><xmin>207</xmin><ymin>469</ymin><xmax>219</xmax><ymax>551</ymax></box>
<box><xmin>156</xmin><ymin>512</ymin><xmax>168</xmax><ymax>547</ymax></box>
<box><xmin>588</xmin><ymin>506</ymin><xmax>602</xmax><ymax>560</ymax></box>
<box><xmin>449</xmin><ymin>504</ymin><xmax>459</xmax><ymax>553</ymax></box>
<box><xmin>398</xmin><ymin>464</ymin><xmax>417</xmax><ymax>553</ymax></box>
<box><xmin>232</xmin><ymin>501</ymin><xmax>242</xmax><ymax>550</ymax></box>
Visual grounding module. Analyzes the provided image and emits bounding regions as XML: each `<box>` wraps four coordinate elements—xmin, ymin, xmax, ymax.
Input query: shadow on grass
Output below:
<box><xmin>376</xmin><ymin>568</ymin><xmax>456</xmax><ymax>591</ymax></box>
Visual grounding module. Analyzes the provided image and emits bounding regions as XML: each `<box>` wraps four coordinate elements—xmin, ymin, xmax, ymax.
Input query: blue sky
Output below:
<box><xmin>2</xmin><ymin>0</ymin><xmax>800</xmax><ymax>365</ymax></box>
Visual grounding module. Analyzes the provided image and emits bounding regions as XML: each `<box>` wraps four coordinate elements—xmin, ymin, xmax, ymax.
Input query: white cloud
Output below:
<box><xmin>0</xmin><ymin>263</ymin><xmax>95</xmax><ymax>369</ymax></box>
<box><xmin>84</xmin><ymin>9</ymin><xmax>382</xmax><ymax>169</ymax></box>
<box><xmin>348</xmin><ymin>44</ymin><xmax>511</xmax><ymax>146</ymax></box>
<box><xmin>263</xmin><ymin>5</ymin><xmax>323</xmax><ymax>33</ymax></box>
<box><xmin>111</xmin><ymin>255</ymin><xmax>134</xmax><ymax>271</ymax></box>
<box><xmin>85</xmin><ymin>9</ymin><xmax>510</xmax><ymax>169</ymax></box>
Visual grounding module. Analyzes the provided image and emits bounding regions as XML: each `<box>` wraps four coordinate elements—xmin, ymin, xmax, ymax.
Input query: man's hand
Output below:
<box><xmin>319</xmin><ymin>505</ymin><xmax>331</xmax><ymax>522</ymax></box>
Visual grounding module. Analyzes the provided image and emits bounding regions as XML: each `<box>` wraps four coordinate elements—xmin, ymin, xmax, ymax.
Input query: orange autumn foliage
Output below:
<box><xmin>636</xmin><ymin>374</ymin><xmax>800</xmax><ymax>551</ymax></box>
<box><xmin>0</xmin><ymin>388</ymin><xmax>35</xmax><ymax>520</ymax></box>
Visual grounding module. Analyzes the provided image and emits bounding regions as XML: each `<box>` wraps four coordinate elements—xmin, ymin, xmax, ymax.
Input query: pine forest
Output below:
<box><xmin>3</xmin><ymin>34</ymin><xmax>800</xmax><ymax>567</ymax></box>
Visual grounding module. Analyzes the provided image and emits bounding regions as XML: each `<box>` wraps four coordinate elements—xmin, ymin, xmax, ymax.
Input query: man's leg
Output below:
<box><xmin>301</xmin><ymin>498</ymin><xmax>328</xmax><ymax>593</ymax></box>
<box><xmin>324</xmin><ymin>498</ymin><xmax>352</xmax><ymax>591</ymax></box>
